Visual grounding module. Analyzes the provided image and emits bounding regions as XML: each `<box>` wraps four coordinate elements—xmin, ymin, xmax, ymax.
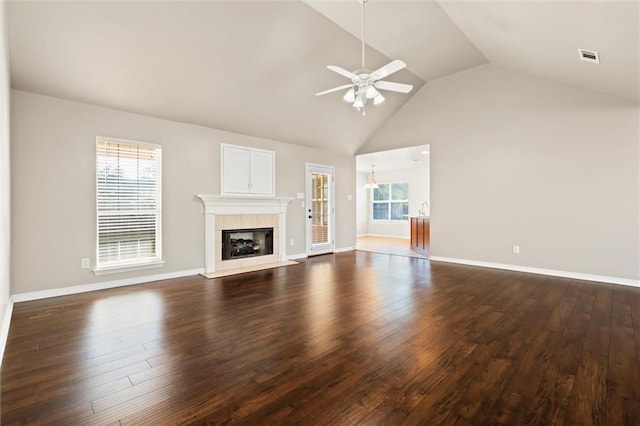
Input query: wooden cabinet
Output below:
<box><xmin>221</xmin><ymin>144</ymin><xmax>275</xmax><ymax>196</ymax></box>
<box><xmin>410</xmin><ymin>217</ymin><xmax>430</xmax><ymax>256</ymax></box>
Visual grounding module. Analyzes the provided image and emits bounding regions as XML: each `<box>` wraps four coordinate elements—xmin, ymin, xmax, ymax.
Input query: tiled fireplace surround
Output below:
<box><xmin>197</xmin><ymin>195</ymin><xmax>293</xmax><ymax>278</ymax></box>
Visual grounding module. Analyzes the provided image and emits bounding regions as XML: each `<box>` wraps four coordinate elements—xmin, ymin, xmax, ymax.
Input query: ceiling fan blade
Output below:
<box><xmin>374</xmin><ymin>80</ymin><xmax>414</xmax><ymax>94</ymax></box>
<box><xmin>371</xmin><ymin>59</ymin><xmax>406</xmax><ymax>80</ymax></box>
<box><xmin>315</xmin><ymin>84</ymin><xmax>354</xmax><ymax>97</ymax></box>
<box><xmin>327</xmin><ymin>65</ymin><xmax>358</xmax><ymax>81</ymax></box>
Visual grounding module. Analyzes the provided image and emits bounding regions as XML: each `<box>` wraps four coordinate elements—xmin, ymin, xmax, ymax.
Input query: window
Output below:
<box><xmin>372</xmin><ymin>182</ymin><xmax>409</xmax><ymax>221</ymax></box>
<box><xmin>96</xmin><ymin>137</ymin><xmax>162</xmax><ymax>272</ymax></box>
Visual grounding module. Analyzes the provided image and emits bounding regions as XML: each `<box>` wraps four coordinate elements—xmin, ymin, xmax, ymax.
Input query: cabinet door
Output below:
<box><xmin>222</xmin><ymin>145</ymin><xmax>251</xmax><ymax>194</ymax></box>
<box><xmin>250</xmin><ymin>150</ymin><xmax>274</xmax><ymax>195</ymax></box>
<box><xmin>410</xmin><ymin>218</ymin><xmax>417</xmax><ymax>248</ymax></box>
<box><xmin>417</xmin><ymin>219</ymin><xmax>425</xmax><ymax>248</ymax></box>
<box><xmin>423</xmin><ymin>221</ymin><xmax>430</xmax><ymax>250</ymax></box>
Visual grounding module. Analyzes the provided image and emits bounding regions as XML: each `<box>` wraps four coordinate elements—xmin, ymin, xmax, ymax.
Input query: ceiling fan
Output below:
<box><xmin>315</xmin><ymin>0</ymin><xmax>413</xmax><ymax>115</ymax></box>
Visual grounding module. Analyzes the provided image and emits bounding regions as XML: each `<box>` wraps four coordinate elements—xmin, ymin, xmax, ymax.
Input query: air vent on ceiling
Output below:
<box><xmin>578</xmin><ymin>49</ymin><xmax>600</xmax><ymax>64</ymax></box>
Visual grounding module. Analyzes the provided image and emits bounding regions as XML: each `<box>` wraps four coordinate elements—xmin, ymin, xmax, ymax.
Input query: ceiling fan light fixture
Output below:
<box><xmin>373</xmin><ymin>93</ymin><xmax>385</xmax><ymax>105</ymax></box>
<box><xmin>365</xmin><ymin>85</ymin><xmax>379</xmax><ymax>99</ymax></box>
<box><xmin>343</xmin><ymin>87</ymin><xmax>356</xmax><ymax>103</ymax></box>
<box><xmin>353</xmin><ymin>93</ymin><xmax>365</xmax><ymax>109</ymax></box>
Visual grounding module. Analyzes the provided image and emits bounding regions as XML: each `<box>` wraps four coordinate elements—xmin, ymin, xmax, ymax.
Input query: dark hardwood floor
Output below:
<box><xmin>2</xmin><ymin>251</ymin><xmax>640</xmax><ymax>425</ymax></box>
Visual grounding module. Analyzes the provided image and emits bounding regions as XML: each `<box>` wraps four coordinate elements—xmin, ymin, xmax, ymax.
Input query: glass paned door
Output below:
<box><xmin>306</xmin><ymin>164</ymin><xmax>334</xmax><ymax>255</ymax></box>
<box><xmin>311</xmin><ymin>172</ymin><xmax>329</xmax><ymax>245</ymax></box>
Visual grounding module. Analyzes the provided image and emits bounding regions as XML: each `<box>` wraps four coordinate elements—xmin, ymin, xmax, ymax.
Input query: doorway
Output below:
<box><xmin>306</xmin><ymin>163</ymin><xmax>335</xmax><ymax>256</ymax></box>
<box><xmin>355</xmin><ymin>145</ymin><xmax>430</xmax><ymax>259</ymax></box>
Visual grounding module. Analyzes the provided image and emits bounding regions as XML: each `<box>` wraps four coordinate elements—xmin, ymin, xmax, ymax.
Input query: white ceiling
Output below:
<box><xmin>305</xmin><ymin>0</ymin><xmax>487</xmax><ymax>82</ymax></box>
<box><xmin>439</xmin><ymin>0</ymin><xmax>639</xmax><ymax>101</ymax></box>
<box><xmin>7</xmin><ymin>1</ymin><xmax>424</xmax><ymax>156</ymax></box>
<box><xmin>7</xmin><ymin>1</ymin><xmax>639</xmax><ymax>156</ymax></box>
<box><xmin>356</xmin><ymin>144</ymin><xmax>429</xmax><ymax>173</ymax></box>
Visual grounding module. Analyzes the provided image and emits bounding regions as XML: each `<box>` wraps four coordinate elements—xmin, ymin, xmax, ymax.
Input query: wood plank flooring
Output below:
<box><xmin>356</xmin><ymin>236</ymin><xmax>427</xmax><ymax>259</ymax></box>
<box><xmin>2</xmin><ymin>251</ymin><xmax>640</xmax><ymax>425</ymax></box>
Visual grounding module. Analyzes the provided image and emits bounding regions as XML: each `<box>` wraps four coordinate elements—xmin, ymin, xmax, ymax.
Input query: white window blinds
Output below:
<box><xmin>96</xmin><ymin>138</ymin><xmax>162</xmax><ymax>269</ymax></box>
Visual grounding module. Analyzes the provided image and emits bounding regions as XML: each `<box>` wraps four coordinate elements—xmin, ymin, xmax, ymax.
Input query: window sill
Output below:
<box><xmin>93</xmin><ymin>260</ymin><xmax>166</xmax><ymax>276</ymax></box>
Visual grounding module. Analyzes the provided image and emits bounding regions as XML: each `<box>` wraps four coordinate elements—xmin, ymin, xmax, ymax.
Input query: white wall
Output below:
<box><xmin>0</xmin><ymin>0</ymin><xmax>12</xmax><ymax>357</ymax></box>
<box><xmin>356</xmin><ymin>171</ymin><xmax>368</xmax><ymax>236</ymax></box>
<box><xmin>10</xmin><ymin>90</ymin><xmax>356</xmax><ymax>294</ymax></box>
<box><xmin>357</xmin><ymin>167</ymin><xmax>430</xmax><ymax>238</ymax></box>
<box><xmin>361</xmin><ymin>64</ymin><xmax>639</xmax><ymax>281</ymax></box>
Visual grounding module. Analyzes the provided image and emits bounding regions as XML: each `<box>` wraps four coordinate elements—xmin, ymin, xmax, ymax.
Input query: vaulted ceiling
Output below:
<box><xmin>7</xmin><ymin>1</ymin><xmax>639</xmax><ymax>155</ymax></box>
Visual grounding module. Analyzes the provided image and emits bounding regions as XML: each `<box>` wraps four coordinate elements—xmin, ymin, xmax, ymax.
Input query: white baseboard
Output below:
<box><xmin>429</xmin><ymin>256</ymin><xmax>640</xmax><ymax>288</ymax></box>
<box><xmin>288</xmin><ymin>246</ymin><xmax>354</xmax><ymax>260</ymax></box>
<box><xmin>12</xmin><ymin>268</ymin><xmax>205</xmax><ymax>303</ymax></box>
<box><xmin>0</xmin><ymin>298</ymin><xmax>14</xmax><ymax>366</ymax></box>
<box><xmin>334</xmin><ymin>246</ymin><xmax>355</xmax><ymax>253</ymax></box>
<box><xmin>288</xmin><ymin>253</ymin><xmax>307</xmax><ymax>260</ymax></box>
<box><xmin>358</xmin><ymin>234</ymin><xmax>410</xmax><ymax>240</ymax></box>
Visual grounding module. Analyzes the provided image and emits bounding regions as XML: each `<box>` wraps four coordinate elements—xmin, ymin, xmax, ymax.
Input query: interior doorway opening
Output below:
<box><xmin>355</xmin><ymin>144</ymin><xmax>430</xmax><ymax>259</ymax></box>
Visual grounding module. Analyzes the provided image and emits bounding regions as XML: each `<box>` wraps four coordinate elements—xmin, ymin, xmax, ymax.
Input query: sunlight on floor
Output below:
<box><xmin>356</xmin><ymin>236</ymin><xmax>427</xmax><ymax>259</ymax></box>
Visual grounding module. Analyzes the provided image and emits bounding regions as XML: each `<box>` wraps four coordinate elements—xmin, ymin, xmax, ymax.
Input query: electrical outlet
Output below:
<box><xmin>347</xmin><ymin>194</ymin><xmax>353</xmax><ymax>201</ymax></box>
<box><xmin>512</xmin><ymin>245</ymin><xmax>520</xmax><ymax>254</ymax></box>
<box><xmin>290</xmin><ymin>238</ymin><xmax>294</xmax><ymax>246</ymax></box>
<box><xmin>81</xmin><ymin>258</ymin><xmax>91</xmax><ymax>269</ymax></box>
<box><xmin>296</xmin><ymin>193</ymin><xmax>305</xmax><ymax>199</ymax></box>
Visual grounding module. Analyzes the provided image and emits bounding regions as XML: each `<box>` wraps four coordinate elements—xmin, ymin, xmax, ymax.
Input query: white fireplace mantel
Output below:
<box><xmin>197</xmin><ymin>195</ymin><xmax>292</xmax><ymax>215</ymax></box>
<box><xmin>196</xmin><ymin>195</ymin><xmax>294</xmax><ymax>277</ymax></box>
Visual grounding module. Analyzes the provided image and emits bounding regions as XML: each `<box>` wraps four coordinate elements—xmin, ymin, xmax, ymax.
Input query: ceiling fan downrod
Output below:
<box><xmin>361</xmin><ymin>0</ymin><xmax>366</xmax><ymax>70</ymax></box>
<box><xmin>314</xmin><ymin>0</ymin><xmax>414</xmax><ymax>115</ymax></box>
<box><xmin>358</xmin><ymin>0</ymin><xmax>367</xmax><ymax>116</ymax></box>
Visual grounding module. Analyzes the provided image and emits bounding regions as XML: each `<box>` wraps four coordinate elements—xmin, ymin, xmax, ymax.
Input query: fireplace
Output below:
<box><xmin>222</xmin><ymin>228</ymin><xmax>274</xmax><ymax>261</ymax></box>
<box><xmin>196</xmin><ymin>195</ymin><xmax>293</xmax><ymax>278</ymax></box>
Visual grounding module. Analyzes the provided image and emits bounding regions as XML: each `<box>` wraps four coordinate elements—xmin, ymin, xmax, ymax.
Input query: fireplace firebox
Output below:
<box><xmin>221</xmin><ymin>228</ymin><xmax>274</xmax><ymax>261</ymax></box>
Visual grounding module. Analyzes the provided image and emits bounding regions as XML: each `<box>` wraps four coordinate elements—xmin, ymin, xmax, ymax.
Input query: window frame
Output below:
<box><xmin>94</xmin><ymin>136</ymin><xmax>164</xmax><ymax>275</ymax></box>
<box><xmin>371</xmin><ymin>181</ymin><xmax>410</xmax><ymax>222</ymax></box>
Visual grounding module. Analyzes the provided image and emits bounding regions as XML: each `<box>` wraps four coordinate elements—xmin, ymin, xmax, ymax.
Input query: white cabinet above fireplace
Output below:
<box><xmin>221</xmin><ymin>144</ymin><xmax>275</xmax><ymax>197</ymax></box>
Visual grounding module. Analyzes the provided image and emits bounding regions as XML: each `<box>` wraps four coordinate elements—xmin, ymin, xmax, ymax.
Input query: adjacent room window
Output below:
<box><xmin>372</xmin><ymin>182</ymin><xmax>409</xmax><ymax>221</ymax></box>
<box><xmin>96</xmin><ymin>137</ymin><xmax>162</xmax><ymax>271</ymax></box>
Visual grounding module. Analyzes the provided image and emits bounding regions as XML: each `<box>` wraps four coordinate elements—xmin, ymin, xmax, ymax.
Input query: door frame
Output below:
<box><xmin>305</xmin><ymin>163</ymin><xmax>335</xmax><ymax>256</ymax></box>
